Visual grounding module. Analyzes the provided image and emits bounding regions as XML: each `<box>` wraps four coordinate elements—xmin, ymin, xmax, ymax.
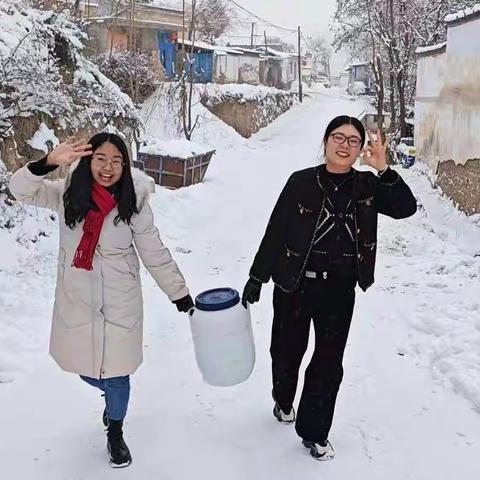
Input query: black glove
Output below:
<box><xmin>241</xmin><ymin>278</ymin><xmax>262</xmax><ymax>308</ymax></box>
<box><xmin>173</xmin><ymin>294</ymin><xmax>195</xmax><ymax>313</ymax></box>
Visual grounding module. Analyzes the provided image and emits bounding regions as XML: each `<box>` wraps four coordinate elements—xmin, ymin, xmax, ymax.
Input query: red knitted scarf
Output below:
<box><xmin>72</xmin><ymin>182</ymin><xmax>117</xmax><ymax>271</ymax></box>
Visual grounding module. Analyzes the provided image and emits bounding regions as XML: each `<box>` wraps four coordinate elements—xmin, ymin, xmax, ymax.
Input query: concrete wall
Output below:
<box><xmin>415</xmin><ymin>14</ymin><xmax>480</xmax><ymax>214</ymax></box>
<box><xmin>201</xmin><ymin>91</ymin><xmax>295</xmax><ymax>138</ymax></box>
<box><xmin>238</xmin><ymin>56</ymin><xmax>260</xmax><ymax>85</ymax></box>
<box><xmin>130</xmin><ymin>8</ymin><xmax>183</xmax><ymax>29</ymax></box>
<box><xmin>86</xmin><ymin>24</ymin><xmax>156</xmax><ymax>54</ymax></box>
<box><xmin>86</xmin><ymin>22</ymin><xmax>111</xmax><ymax>53</ymax></box>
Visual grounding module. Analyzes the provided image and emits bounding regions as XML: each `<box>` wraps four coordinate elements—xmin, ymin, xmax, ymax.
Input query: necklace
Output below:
<box><xmin>328</xmin><ymin>173</ymin><xmax>353</xmax><ymax>192</ymax></box>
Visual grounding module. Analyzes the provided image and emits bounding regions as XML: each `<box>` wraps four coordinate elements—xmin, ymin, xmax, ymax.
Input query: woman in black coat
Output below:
<box><xmin>242</xmin><ymin>115</ymin><xmax>417</xmax><ymax>461</ymax></box>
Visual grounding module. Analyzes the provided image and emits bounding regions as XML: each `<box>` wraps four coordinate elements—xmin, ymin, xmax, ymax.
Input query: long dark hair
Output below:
<box><xmin>323</xmin><ymin>115</ymin><xmax>366</xmax><ymax>150</ymax></box>
<box><xmin>63</xmin><ymin>133</ymin><xmax>138</xmax><ymax>228</ymax></box>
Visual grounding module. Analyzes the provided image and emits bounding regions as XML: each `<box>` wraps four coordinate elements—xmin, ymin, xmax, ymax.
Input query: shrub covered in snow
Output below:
<box><xmin>0</xmin><ymin>0</ymin><xmax>138</xmax><ymax>141</ymax></box>
<box><xmin>0</xmin><ymin>159</ymin><xmax>11</xmax><ymax>199</ymax></box>
<box><xmin>0</xmin><ymin>159</ymin><xmax>17</xmax><ymax>229</ymax></box>
<box><xmin>350</xmin><ymin>81</ymin><xmax>367</xmax><ymax>96</ymax></box>
<box><xmin>1</xmin><ymin>157</ymin><xmax>57</xmax><ymax>239</ymax></box>
<box><xmin>94</xmin><ymin>51</ymin><xmax>160</xmax><ymax>105</ymax></box>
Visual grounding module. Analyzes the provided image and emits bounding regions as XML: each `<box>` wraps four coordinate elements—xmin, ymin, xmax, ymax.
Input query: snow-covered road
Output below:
<box><xmin>1</xmin><ymin>89</ymin><xmax>479</xmax><ymax>479</ymax></box>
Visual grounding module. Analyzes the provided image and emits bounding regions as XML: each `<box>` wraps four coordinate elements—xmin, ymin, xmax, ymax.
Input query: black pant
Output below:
<box><xmin>270</xmin><ymin>275</ymin><xmax>356</xmax><ymax>443</ymax></box>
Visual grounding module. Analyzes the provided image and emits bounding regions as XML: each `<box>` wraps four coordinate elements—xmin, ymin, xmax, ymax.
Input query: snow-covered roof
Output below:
<box><xmin>256</xmin><ymin>47</ymin><xmax>296</xmax><ymax>59</ymax></box>
<box><xmin>445</xmin><ymin>3</ymin><xmax>480</xmax><ymax>23</ymax></box>
<box><xmin>415</xmin><ymin>42</ymin><xmax>447</xmax><ymax>55</ymax></box>
<box><xmin>92</xmin><ymin>16</ymin><xmax>183</xmax><ymax>30</ymax></box>
<box><xmin>226</xmin><ymin>47</ymin><xmax>263</xmax><ymax>57</ymax></box>
<box><xmin>347</xmin><ymin>61</ymin><xmax>370</xmax><ymax>68</ymax></box>
<box><xmin>99</xmin><ymin>0</ymin><xmax>183</xmax><ymax>15</ymax></box>
<box><xmin>80</xmin><ymin>0</ymin><xmax>99</xmax><ymax>6</ymax></box>
<box><xmin>178</xmin><ymin>39</ymin><xmax>243</xmax><ymax>55</ymax></box>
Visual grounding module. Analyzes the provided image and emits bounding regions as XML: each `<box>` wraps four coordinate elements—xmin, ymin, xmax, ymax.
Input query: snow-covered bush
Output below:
<box><xmin>0</xmin><ymin>158</ymin><xmax>16</xmax><ymax>229</ymax></box>
<box><xmin>0</xmin><ymin>0</ymin><xmax>138</xmax><ymax>140</ymax></box>
<box><xmin>94</xmin><ymin>51</ymin><xmax>160</xmax><ymax>104</ymax></box>
<box><xmin>1</xmin><ymin>157</ymin><xmax>57</xmax><ymax>237</ymax></box>
<box><xmin>0</xmin><ymin>159</ymin><xmax>11</xmax><ymax>197</ymax></box>
<box><xmin>350</xmin><ymin>81</ymin><xmax>366</xmax><ymax>96</ymax></box>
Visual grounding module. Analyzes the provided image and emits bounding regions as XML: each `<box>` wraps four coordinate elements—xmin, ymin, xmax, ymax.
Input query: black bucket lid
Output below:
<box><xmin>195</xmin><ymin>288</ymin><xmax>240</xmax><ymax>312</ymax></box>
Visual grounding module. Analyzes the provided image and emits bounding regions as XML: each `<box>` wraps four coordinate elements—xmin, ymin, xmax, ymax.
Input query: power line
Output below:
<box><xmin>225</xmin><ymin>0</ymin><xmax>297</xmax><ymax>33</ymax></box>
<box><xmin>224</xmin><ymin>34</ymin><xmax>294</xmax><ymax>38</ymax></box>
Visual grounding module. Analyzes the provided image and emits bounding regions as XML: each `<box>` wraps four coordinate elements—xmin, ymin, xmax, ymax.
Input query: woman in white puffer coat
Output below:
<box><xmin>9</xmin><ymin>132</ymin><xmax>194</xmax><ymax>468</ymax></box>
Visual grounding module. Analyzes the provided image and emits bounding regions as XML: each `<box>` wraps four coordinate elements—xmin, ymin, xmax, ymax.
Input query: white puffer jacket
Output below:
<box><xmin>9</xmin><ymin>164</ymin><xmax>189</xmax><ymax>379</ymax></box>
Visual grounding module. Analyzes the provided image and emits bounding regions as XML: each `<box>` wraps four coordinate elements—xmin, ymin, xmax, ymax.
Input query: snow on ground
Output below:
<box><xmin>139</xmin><ymin>137</ymin><xmax>214</xmax><ymax>159</ymax></box>
<box><xmin>415</xmin><ymin>42</ymin><xmax>447</xmax><ymax>55</ymax></box>
<box><xmin>1</xmin><ymin>89</ymin><xmax>479</xmax><ymax>479</ymax></box>
<box><xmin>203</xmin><ymin>82</ymin><xmax>293</xmax><ymax>101</ymax></box>
<box><xmin>445</xmin><ymin>3</ymin><xmax>480</xmax><ymax>23</ymax></box>
<box><xmin>26</xmin><ymin>123</ymin><xmax>60</xmax><ymax>153</ymax></box>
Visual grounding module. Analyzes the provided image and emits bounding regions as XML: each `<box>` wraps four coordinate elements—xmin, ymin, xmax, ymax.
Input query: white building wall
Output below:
<box><xmin>214</xmin><ymin>54</ymin><xmax>240</xmax><ymax>83</ymax></box>
<box><xmin>214</xmin><ymin>54</ymin><xmax>260</xmax><ymax>85</ymax></box>
<box><xmin>415</xmin><ymin>14</ymin><xmax>480</xmax><ymax>173</ymax></box>
<box><xmin>281</xmin><ymin>58</ymin><xmax>297</xmax><ymax>86</ymax></box>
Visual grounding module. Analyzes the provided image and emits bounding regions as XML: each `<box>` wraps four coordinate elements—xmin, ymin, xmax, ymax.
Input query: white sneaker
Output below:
<box><xmin>302</xmin><ymin>439</ymin><xmax>335</xmax><ymax>461</ymax></box>
<box><xmin>273</xmin><ymin>402</ymin><xmax>295</xmax><ymax>424</ymax></box>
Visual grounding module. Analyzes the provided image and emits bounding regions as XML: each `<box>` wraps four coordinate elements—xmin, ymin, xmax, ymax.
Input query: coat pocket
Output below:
<box><xmin>284</xmin><ymin>244</ymin><xmax>301</xmax><ymax>258</ymax></box>
<box><xmin>125</xmin><ymin>254</ymin><xmax>140</xmax><ymax>279</ymax></box>
<box><xmin>363</xmin><ymin>241</ymin><xmax>377</xmax><ymax>251</ymax></box>
<box><xmin>357</xmin><ymin>196</ymin><xmax>374</xmax><ymax>208</ymax></box>
<box><xmin>297</xmin><ymin>203</ymin><xmax>313</xmax><ymax>215</ymax></box>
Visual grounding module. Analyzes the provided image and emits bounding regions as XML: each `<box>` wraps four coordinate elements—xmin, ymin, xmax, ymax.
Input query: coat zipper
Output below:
<box><xmin>290</xmin><ymin>169</ymin><xmax>327</xmax><ymax>292</ymax></box>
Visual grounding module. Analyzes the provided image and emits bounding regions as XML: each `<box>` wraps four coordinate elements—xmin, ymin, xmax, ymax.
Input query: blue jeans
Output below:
<box><xmin>80</xmin><ymin>375</ymin><xmax>130</xmax><ymax>421</ymax></box>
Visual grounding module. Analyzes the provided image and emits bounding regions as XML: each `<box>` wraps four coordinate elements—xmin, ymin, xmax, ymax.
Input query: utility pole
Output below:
<box><xmin>251</xmin><ymin>22</ymin><xmax>255</xmax><ymax>48</ymax></box>
<box><xmin>264</xmin><ymin>30</ymin><xmax>268</xmax><ymax>55</ymax></box>
<box><xmin>182</xmin><ymin>0</ymin><xmax>186</xmax><ymax>53</ymax></box>
<box><xmin>298</xmin><ymin>26</ymin><xmax>303</xmax><ymax>103</ymax></box>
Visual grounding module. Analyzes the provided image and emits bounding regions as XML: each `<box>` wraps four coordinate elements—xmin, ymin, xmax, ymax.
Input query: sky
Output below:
<box><xmin>226</xmin><ymin>0</ymin><xmax>345</xmax><ymax>74</ymax></box>
<box><xmin>158</xmin><ymin>0</ymin><xmax>338</xmax><ymax>40</ymax></box>
<box><xmin>230</xmin><ymin>0</ymin><xmax>338</xmax><ymax>39</ymax></box>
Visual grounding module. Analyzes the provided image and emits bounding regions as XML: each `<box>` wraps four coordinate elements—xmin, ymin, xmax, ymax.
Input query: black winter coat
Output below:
<box><xmin>249</xmin><ymin>166</ymin><xmax>417</xmax><ymax>292</ymax></box>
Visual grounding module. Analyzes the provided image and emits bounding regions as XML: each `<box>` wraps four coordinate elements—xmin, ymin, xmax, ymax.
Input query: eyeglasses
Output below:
<box><xmin>92</xmin><ymin>156</ymin><xmax>125</xmax><ymax>170</ymax></box>
<box><xmin>330</xmin><ymin>132</ymin><xmax>363</xmax><ymax>148</ymax></box>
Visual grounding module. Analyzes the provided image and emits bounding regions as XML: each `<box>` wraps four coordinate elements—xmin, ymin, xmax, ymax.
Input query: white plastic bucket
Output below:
<box><xmin>189</xmin><ymin>288</ymin><xmax>255</xmax><ymax>387</ymax></box>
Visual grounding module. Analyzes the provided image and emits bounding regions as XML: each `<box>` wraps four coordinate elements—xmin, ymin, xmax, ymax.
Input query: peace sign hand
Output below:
<box><xmin>45</xmin><ymin>138</ymin><xmax>93</xmax><ymax>168</ymax></box>
<box><xmin>361</xmin><ymin>129</ymin><xmax>388</xmax><ymax>172</ymax></box>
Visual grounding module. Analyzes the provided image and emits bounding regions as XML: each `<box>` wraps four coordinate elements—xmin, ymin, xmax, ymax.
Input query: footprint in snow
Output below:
<box><xmin>426</xmin><ymin>281</ymin><xmax>448</xmax><ymax>289</ymax></box>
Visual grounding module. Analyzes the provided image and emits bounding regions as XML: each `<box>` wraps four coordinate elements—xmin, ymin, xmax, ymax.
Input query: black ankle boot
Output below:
<box><xmin>107</xmin><ymin>420</ymin><xmax>132</xmax><ymax>468</ymax></box>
